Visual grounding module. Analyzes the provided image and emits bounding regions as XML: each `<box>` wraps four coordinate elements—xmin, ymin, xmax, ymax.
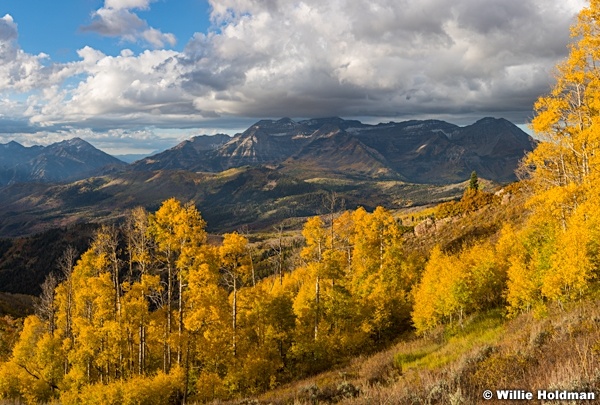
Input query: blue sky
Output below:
<box><xmin>4</xmin><ymin>0</ymin><xmax>211</xmax><ymax>59</ymax></box>
<box><xmin>0</xmin><ymin>0</ymin><xmax>588</xmax><ymax>154</ymax></box>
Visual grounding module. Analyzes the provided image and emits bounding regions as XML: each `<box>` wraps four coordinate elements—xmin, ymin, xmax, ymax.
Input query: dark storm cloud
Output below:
<box><xmin>180</xmin><ymin>0</ymin><xmax>584</xmax><ymax>124</ymax></box>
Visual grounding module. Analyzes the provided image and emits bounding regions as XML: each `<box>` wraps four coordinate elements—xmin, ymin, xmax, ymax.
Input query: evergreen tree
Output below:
<box><xmin>468</xmin><ymin>171</ymin><xmax>479</xmax><ymax>191</ymax></box>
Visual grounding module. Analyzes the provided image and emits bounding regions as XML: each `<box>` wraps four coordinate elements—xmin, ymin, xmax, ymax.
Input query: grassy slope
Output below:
<box><xmin>241</xmin><ymin>300</ymin><xmax>600</xmax><ymax>404</ymax></box>
<box><xmin>0</xmin><ymin>165</ymin><xmax>486</xmax><ymax>238</ymax></box>
<box><xmin>214</xmin><ymin>184</ymin><xmax>599</xmax><ymax>404</ymax></box>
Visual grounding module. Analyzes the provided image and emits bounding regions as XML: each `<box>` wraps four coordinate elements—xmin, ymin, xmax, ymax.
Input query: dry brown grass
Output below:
<box><xmin>213</xmin><ymin>299</ymin><xmax>600</xmax><ymax>405</ymax></box>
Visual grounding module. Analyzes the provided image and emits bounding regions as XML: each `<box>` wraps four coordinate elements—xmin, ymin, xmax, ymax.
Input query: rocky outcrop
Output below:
<box><xmin>413</xmin><ymin>217</ymin><xmax>453</xmax><ymax>237</ymax></box>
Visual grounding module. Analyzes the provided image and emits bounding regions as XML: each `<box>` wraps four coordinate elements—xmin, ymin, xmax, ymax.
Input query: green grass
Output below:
<box><xmin>395</xmin><ymin>309</ymin><xmax>505</xmax><ymax>372</ymax></box>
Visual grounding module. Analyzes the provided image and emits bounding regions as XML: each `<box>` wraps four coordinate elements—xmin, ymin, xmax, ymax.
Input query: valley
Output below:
<box><xmin>0</xmin><ymin>116</ymin><xmax>532</xmax><ymax>238</ymax></box>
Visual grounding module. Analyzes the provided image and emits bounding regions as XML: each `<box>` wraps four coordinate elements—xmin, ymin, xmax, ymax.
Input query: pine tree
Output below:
<box><xmin>468</xmin><ymin>171</ymin><xmax>479</xmax><ymax>191</ymax></box>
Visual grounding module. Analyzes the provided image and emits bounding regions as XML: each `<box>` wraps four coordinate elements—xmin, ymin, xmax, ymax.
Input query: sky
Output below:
<box><xmin>0</xmin><ymin>0</ymin><xmax>588</xmax><ymax>154</ymax></box>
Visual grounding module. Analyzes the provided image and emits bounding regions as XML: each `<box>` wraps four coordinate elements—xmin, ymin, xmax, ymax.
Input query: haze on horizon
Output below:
<box><xmin>0</xmin><ymin>0</ymin><xmax>587</xmax><ymax>154</ymax></box>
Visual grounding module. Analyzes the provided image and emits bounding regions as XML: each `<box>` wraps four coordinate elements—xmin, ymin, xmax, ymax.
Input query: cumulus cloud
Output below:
<box><xmin>81</xmin><ymin>0</ymin><xmax>176</xmax><ymax>48</ymax></box>
<box><xmin>24</xmin><ymin>47</ymin><xmax>201</xmax><ymax>130</ymax></box>
<box><xmin>0</xmin><ymin>14</ymin><xmax>48</xmax><ymax>91</ymax></box>
<box><xmin>180</xmin><ymin>0</ymin><xmax>586</xmax><ymax>122</ymax></box>
<box><xmin>0</xmin><ymin>0</ymin><xmax>591</xmax><ymax>153</ymax></box>
<box><xmin>0</xmin><ymin>14</ymin><xmax>84</xmax><ymax>93</ymax></box>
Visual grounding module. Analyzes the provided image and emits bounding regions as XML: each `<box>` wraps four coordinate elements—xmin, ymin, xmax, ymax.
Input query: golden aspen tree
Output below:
<box><xmin>0</xmin><ymin>315</ymin><xmax>62</xmax><ymax>403</ymax></box>
<box><xmin>149</xmin><ymin>198</ymin><xmax>181</xmax><ymax>372</ymax></box>
<box><xmin>299</xmin><ymin>212</ymin><xmax>356</xmax><ymax>354</ymax></box>
<box><xmin>183</xmin><ymin>247</ymin><xmax>224</xmax><ymax>335</ymax></box>
<box><xmin>54</xmin><ymin>246</ymin><xmax>77</xmax><ymax>376</ymax></box>
<box><xmin>149</xmin><ymin>198</ymin><xmax>207</xmax><ymax>371</ymax></box>
<box><xmin>88</xmin><ymin>226</ymin><xmax>124</xmax><ymax>378</ymax></box>
<box><xmin>120</xmin><ymin>274</ymin><xmax>161</xmax><ymax>376</ymax></box>
<box><xmin>219</xmin><ymin>232</ymin><xmax>251</xmax><ymax>358</ymax></box>
<box><xmin>350</xmin><ymin>207</ymin><xmax>409</xmax><ymax>341</ymax></box>
<box><xmin>263</xmin><ymin>291</ymin><xmax>296</xmax><ymax>367</ymax></box>
<box><xmin>184</xmin><ymin>247</ymin><xmax>230</xmax><ymax>401</ymax></box>
<box><xmin>412</xmin><ymin>247</ymin><xmax>463</xmax><ymax>333</ymax></box>
<box><xmin>459</xmin><ymin>242</ymin><xmax>504</xmax><ymax>310</ymax></box>
<box><xmin>57</xmin><ymin>229</ymin><xmax>123</xmax><ymax>388</ymax></box>
<box><xmin>502</xmin><ymin>1</ymin><xmax>600</xmax><ymax>315</ymax></box>
<box><xmin>300</xmin><ymin>216</ymin><xmax>328</xmax><ymax>341</ymax></box>
<box><xmin>505</xmin><ymin>222</ymin><xmax>556</xmax><ymax>316</ymax></box>
<box><xmin>333</xmin><ymin>210</ymin><xmax>355</xmax><ymax>271</ymax></box>
<box><xmin>528</xmin><ymin>0</ymin><xmax>600</xmax><ymax>187</ymax></box>
<box><xmin>173</xmin><ymin>202</ymin><xmax>207</xmax><ymax>369</ymax></box>
<box><xmin>525</xmin><ymin>0</ymin><xmax>600</xmax><ymax>230</ymax></box>
<box><xmin>542</xmin><ymin>206</ymin><xmax>595</xmax><ymax>304</ymax></box>
<box><xmin>351</xmin><ymin>207</ymin><xmax>398</xmax><ymax>294</ymax></box>
<box><xmin>124</xmin><ymin>206</ymin><xmax>153</xmax><ymax>279</ymax></box>
<box><xmin>232</xmin><ymin>285</ymin><xmax>291</xmax><ymax>394</ymax></box>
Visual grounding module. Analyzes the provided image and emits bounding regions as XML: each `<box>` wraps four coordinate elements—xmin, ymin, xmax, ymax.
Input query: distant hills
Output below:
<box><xmin>0</xmin><ymin>138</ymin><xmax>125</xmax><ymax>185</ymax></box>
<box><xmin>0</xmin><ymin>117</ymin><xmax>536</xmax><ymax>237</ymax></box>
<box><xmin>132</xmin><ymin>117</ymin><xmax>535</xmax><ymax>184</ymax></box>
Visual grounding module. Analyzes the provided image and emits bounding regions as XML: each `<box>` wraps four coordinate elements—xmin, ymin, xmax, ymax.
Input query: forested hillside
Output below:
<box><xmin>2</xmin><ymin>1</ymin><xmax>600</xmax><ymax>404</ymax></box>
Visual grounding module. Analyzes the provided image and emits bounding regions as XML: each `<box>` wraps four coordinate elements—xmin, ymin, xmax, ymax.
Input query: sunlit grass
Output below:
<box><xmin>395</xmin><ymin>310</ymin><xmax>505</xmax><ymax>371</ymax></box>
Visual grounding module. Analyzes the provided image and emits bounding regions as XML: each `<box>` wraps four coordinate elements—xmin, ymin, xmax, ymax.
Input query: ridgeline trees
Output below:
<box><xmin>414</xmin><ymin>0</ymin><xmax>600</xmax><ymax>330</ymax></box>
<box><xmin>500</xmin><ymin>0</ymin><xmax>600</xmax><ymax>315</ymax></box>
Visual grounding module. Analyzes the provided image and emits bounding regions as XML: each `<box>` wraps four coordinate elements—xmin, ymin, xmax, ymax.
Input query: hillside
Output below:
<box><xmin>0</xmin><ymin>176</ymin><xmax>600</xmax><ymax>405</ymax></box>
<box><xmin>0</xmin><ymin>223</ymin><xmax>98</xmax><ymax>295</ymax></box>
<box><xmin>0</xmin><ymin>167</ymin><xmax>470</xmax><ymax>238</ymax></box>
<box><xmin>0</xmin><ymin>116</ymin><xmax>532</xmax><ymax>238</ymax></box>
<box><xmin>253</xmin><ymin>301</ymin><xmax>600</xmax><ymax>404</ymax></box>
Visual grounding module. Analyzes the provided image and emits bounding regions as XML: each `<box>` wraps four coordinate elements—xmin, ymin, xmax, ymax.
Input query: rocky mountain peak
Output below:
<box><xmin>131</xmin><ymin>116</ymin><xmax>535</xmax><ymax>184</ymax></box>
<box><xmin>3</xmin><ymin>140</ymin><xmax>25</xmax><ymax>149</ymax></box>
<box><xmin>0</xmin><ymin>137</ymin><xmax>126</xmax><ymax>185</ymax></box>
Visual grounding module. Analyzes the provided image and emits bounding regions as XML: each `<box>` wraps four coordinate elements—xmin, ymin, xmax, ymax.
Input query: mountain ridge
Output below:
<box><xmin>0</xmin><ymin>117</ymin><xmax>535</xmax><ymax>186</ymax></box>
<box><xmin>0</xmin><ymin>138</ymin><xmax>126</xmax><ymax>185</ymax></box>
<box><xmin>131</xmin><ymin>116</ymin><xmax>536</xmax><ymax>184</ymax></box>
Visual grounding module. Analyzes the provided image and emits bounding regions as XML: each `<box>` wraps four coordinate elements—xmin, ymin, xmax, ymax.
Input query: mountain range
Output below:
<box><xmin>0</xmin><ymin>116</ymin><xmax>536</xmax><ymax>237</ymax></box>
<box><xmin>131</xmin><ymin>116</ymin><xmax>535</xmax><ymax>184</ymax></box>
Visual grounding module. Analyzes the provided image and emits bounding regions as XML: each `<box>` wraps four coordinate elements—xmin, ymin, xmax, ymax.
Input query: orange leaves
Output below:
<box><xmin>412</xmin><ymin>247</ymin><xmax>469</xmax><ymax>333</ymax></box>
<box><xmin>150</xmin><ymin>197</ymin><xmax>208</xmax><ymax>272</ymax></box>
<box><xmin>301</xmin><ymin>216</ymin><xmax>327</xmax><ymax>263</ymax></box>
<box><xmin>503</xmin><ymin>1</ymin><xmax>600</xmax><ymax>318</ymax></box>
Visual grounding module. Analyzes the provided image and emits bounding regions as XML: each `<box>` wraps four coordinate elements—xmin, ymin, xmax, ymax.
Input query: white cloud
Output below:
<box><xmin>0</xmin><ymin>0</ymin><xmax>591</xmax><ymax>153</ymax></box>
<box><xmin>26</xmin><ymin>47</ymin><xmax>195</xmax><ymax>129</ymax></box>
<box><xmin>105</xmin><ymin>0</ymin><xmax>153</xmax><ymax>11</ymax></box>
<box><xmin>82</xmin><ymin>1</ymin><xmax>176</xmax><ymax>49</ymax></box>
<box><xmin>0</xmin><ymin>14</ymin><xmax>47</xmax><ymax>91</ymax></box>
